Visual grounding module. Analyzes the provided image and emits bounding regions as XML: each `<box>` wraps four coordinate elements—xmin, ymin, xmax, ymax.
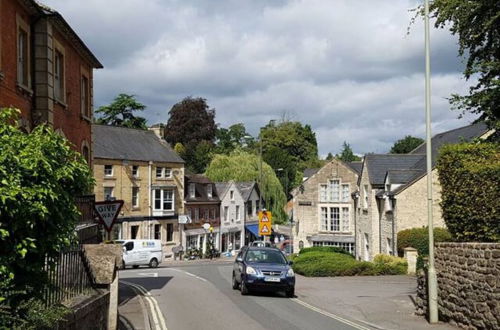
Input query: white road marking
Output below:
<box><xmin>119</xmin><ymin>315</ymin><xmax>134</xmax><ymax>330</ymax></box>
<box><xmin>169</xmin><ymin>268</ymin><xmax>208</xmax><ymax>282</ymax></box>
<box><xmin>121</xmin><ymin>280</ymin><xmax>168</xmax><ymax>330</ymax></box>
<box><xmin>138</xmin><ymin>272</ymin><xmax>159</xmax><ymax>277</ymax></box>
<box><xmin>291</xmin><ymin>298</ymin><xmax>372</xmax><ymax>330</ymax></box>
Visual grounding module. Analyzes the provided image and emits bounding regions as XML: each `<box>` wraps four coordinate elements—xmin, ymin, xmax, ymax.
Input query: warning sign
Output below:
<box><xmin>258</xmin><ymin>210</ymin><xmax>272</xmax><ymax>236</ymax></box>
<box><xmin>94</xmin><ymin>200</ymin><xmax>124</xmax><ymax>232</ymax></box>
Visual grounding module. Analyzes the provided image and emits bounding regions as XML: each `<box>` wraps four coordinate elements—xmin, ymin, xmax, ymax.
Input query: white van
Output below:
<box><xmin>116</xmin><ymin>240</ymin><xmax>163</xmax><ymax>269</ymax></box>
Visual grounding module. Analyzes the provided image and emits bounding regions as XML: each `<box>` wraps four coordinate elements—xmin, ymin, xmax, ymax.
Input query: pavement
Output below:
<box><xmin>118</xmin><ymin>260</ymin><xmax>456</xmax><ymax>330</ymax></box>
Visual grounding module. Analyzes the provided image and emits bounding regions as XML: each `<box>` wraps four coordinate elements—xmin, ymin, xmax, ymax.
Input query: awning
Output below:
<box><xmin>245</xmin><ymin>224</ymin><xmax>259</xmax><ymax>237</ymax></box>
<box><xmin>221</xmin><ymin>226</ymin><xmax>241</xmax><ymax>234</ymax></box>
<box><xmin>310</xmin><ymin>234</ymin><xmax>354</xmax><ymax>243</ymax></box>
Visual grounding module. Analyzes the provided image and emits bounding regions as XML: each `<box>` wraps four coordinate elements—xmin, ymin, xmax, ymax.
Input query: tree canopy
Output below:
<box><xmin>215</xmin><ymin>123</ymin><xmax>254</xmax><ymax>155</ymax></box>
<box><xmin>205</xmin><ymin>151</ymin><xmax>287</xmax><ymax>224</ymax></box>
<box><xmin>95</xmin><ymin>94</ymin><xmax>148</xmax><ymax>129</ymax></box>
<box><xmin>427</xmin><ymin>0</ymin><xmax>500</xmax><ymax>136</ymax></box>
<box><xmin>336</xmin><ymin>141</ymin><xmax>361</xmax><ymax>162</ymax></box>
<box><xmin>390</xmin><ymin>135</ymin><xmax>424</xmax><ymax>154</ymax></box>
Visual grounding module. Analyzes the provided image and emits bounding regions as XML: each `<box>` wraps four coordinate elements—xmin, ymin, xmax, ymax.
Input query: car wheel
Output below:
<box><xmin>149</xmin><ymin>258</ymin><xmax>159</xmax><ymax>268</ymax></box>
<box><xmin>132</xmin><ymin>265</ymin><xmax>139</xmax><ymax>269</ymax></box>
<box><xmin>286</xmin><ymin>287</ymin><xmax>295</xmax><ymax>298</ymax></box>
<box><xmin>240</xmin><ymin>280</ymin><xmax>249</xmax><ymax>295</ymax></box>
<box><xmin>232</xmin><ymin>273</ymin><xmax>239</xmax><ymax>290</ymax></box>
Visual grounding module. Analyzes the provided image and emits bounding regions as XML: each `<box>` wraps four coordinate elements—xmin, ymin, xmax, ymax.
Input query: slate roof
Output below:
<box><xmin>364</xmin><ymin>154</ymin><xmax>423</xmax><ymax>187</ymax></box>
<box><xmin>346</xmin><ymin>161</ymin><xmax>363</xmax><ymax>175</ymax></box>
<box><xmin>214</xmin><ymin>182</ymin><xmax>230</xmax><ymax>198</ymax></box>
<box><xmin>385</xmin><ymin>169</ymin><xmax>423</xmax><ymax>184</ymax></box>
<box><xmin>303</xmin><ymin>168</ymin><xmax>319</xmax><ymax>179</ymax></box>
<box><xmin>184</xmin><ymin>174</ymin><xmax>220</xmax><ymax>203</ymax></box>
<box><xmin>93</xmin><ymin>125</ymin><xmax>184</xmax><ymax>163</ymax></box>
<box><xmin>235</xmin><ymin>182</ymin><xmax>259</xmax><ymax>201</ymax></box>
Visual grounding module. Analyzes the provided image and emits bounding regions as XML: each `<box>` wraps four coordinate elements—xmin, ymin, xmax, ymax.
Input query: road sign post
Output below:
<box><xmin>258</xmin><ymin>210</ymin><xmax>272</xmax><ymax>237</ymax></box>
<box><xmin>94</xmin><ymin>200</ymin><xmax>124</xmax><ymax>241</ymax></box>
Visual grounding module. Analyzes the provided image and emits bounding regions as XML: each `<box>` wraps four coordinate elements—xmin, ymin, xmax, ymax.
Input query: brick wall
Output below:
<box><xmin>59</xmin><ymin>290</ymin><xmax>110</xmax><ymax>330</ymax></box>
<box><xmin>416</xmin><ymin>243</ymin><xmax>500</xmax><ymax>329</ymax></box>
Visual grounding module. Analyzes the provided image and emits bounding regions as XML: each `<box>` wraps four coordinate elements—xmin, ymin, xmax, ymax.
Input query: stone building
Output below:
<box><xmin>183</xmin><ymin>174</ymin><xmax>221</xmax><ymax>254</ymax></box>
<box><xmin>93</xmin><ymin>125</ymin><xmax>185</xmax><ymax>257</ymax></box>
<box><xmin>355</xmin><ymin>122</ymin><xmax>492</xmax><ymax>261</ymax></box>
<box><xmin>0</xmin><ymin>0</ymin><xmax>102</xmax><ymax>165</ymax></box>
<box><xmin>291</xmin><ymin>159</ymin><xmax>361</xmax><ymax>255</ymax></box>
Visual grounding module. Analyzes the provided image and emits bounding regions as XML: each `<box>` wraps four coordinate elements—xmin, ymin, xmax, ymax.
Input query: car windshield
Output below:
<box><xmin>245</xmin><ymin>249</ymin><xmax>287</xmax><ymax>264</ymax></box>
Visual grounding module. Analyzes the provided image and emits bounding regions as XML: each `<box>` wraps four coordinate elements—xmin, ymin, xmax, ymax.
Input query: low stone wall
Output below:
<box><xmin>416</xmin><ymin>242</ymin><xmax>500</xmax><ymax>329</ymax></box>
<box><xmin>59</xmin><ymin>290</ymin><xmax>110</xmax><ymax>330</ymax></box>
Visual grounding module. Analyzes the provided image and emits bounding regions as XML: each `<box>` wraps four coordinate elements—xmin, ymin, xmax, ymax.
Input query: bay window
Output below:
<box><xmin>153</xmin><ymin>189</ymin><xmax>174</xmax><ymax>214</ymax></box>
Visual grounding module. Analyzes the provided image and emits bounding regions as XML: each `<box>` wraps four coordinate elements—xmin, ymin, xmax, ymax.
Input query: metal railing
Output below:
<box><xmin>43</xmin><ymin>245</ymin><xmax>95</xmax><ymax>306</ymax></box>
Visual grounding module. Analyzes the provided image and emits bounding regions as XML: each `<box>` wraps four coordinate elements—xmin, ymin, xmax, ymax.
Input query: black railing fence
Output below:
<box><xmin>42</xmin><ymin>245</ymin><xmax>95</xmax><ymax>306</ymax></box>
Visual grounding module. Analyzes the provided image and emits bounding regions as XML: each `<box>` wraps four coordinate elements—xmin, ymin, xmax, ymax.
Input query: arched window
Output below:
<box><xmin>81</xmin><ymin>140</ymin><xmax>91</xmax><ymax>165</ymax></box>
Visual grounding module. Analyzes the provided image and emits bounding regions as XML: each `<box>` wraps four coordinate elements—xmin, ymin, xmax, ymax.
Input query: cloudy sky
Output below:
<box><xmin>45</xmin><ymin>0</ymin><xmax>477</xmax><ymax>156</ymax></box>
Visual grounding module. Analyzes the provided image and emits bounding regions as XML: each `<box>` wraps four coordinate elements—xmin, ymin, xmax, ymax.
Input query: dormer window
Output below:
<box><xmin>189</xmin><ymin>183</ymin><xmax>196</xmax><ymax>198</ymax></box>
<box><xmin>207</xmin><ymin>184</ymin><xmax>212</xmax><ymax>198</ymax></box>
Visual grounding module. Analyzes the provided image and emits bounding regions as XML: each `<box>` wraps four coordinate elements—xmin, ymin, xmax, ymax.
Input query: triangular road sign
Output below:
<box><xmin>94</xmin><ymin>200</ymin><xmax>124</xmax><ymax>232</ymax></box>
<box><xmin>261</xmin><ymin>225</ymin><xmax>270</xmax><ymax>233</ymax></box>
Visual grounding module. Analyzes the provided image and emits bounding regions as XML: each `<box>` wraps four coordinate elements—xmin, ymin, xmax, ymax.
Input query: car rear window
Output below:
<box><xmin>244</xmin><ymin>249</ymin><xmax>287</xmax><ymax>264</ymax></box>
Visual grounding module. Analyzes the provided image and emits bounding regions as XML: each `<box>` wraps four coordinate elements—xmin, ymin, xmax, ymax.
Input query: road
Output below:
<box><xmin>119</xmin><ymin>262</ymin><xmax>373</xmax><ymax>330</ymax></box>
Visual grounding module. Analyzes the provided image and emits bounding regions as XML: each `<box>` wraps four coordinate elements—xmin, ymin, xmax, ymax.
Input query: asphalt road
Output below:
<box><xmin>119</xmin><ymin>263</ymin><xmax>373</xmax><ymax>330</ymax></box>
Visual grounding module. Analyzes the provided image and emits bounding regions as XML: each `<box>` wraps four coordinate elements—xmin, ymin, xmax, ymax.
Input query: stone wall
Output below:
<box><xmin>416</xmin><ymin>243</ymin><xmax>500</xmax><ymax>329</ymax></box>
<box><xmin>59</xmin><ymin>290</ymin><xmax>109</xmax><ymax>330</ymax></box>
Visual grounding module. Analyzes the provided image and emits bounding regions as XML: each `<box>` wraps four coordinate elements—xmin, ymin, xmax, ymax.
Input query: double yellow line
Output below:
<box><xmin>121</xmin><ymin>280</ymin><xmax>168</xmax><ymax>330</ymax></box>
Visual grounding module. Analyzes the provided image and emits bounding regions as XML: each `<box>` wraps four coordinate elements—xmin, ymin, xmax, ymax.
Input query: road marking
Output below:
<box><xmin>291</xmin><ymin>298</ymin><xmax>372</xmax><ymax>330</ymax></box>
<box><xmin>138</xmin><ymin>272</ymin><xmax>159</xmax><ymax>277</ymax></box>
<box><xmin>121</xmin><ymin>280</ymin><xmax>168</xmax><ymax>330</ymax></box>
<box><xmin>169</xmin><ymin>268</ymin><xmax>208</xmax><ymax>282</ymax></box>
<box><xmin>119</xmin><ymin>315</ymin><xmax>134</xmax><ymax>330</ymax></box>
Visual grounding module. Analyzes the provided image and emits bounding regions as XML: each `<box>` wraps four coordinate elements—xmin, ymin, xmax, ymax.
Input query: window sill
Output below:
<box><xmin>165</xmin><ymin>241</ymin><xmax>176</xmax><ymax>246</ymax></box>
<box><xmin>81</xmin><ymin>114</ymin><xmax>92</xmax><ymax>123</ymax></box>
<box><xmin>318</xmin><ymin>231</ymin><xmax>353</xmax><ymax>235</ymax></box>
<box><xmin>104</xmin><ymin>176</ymin><xmax>116</xmax><ymax>180</ymax></box>
<box><xmin>16</xmin><ymin>82</ymin><xmax>33</xmax><ymax>96</ymax></box>
<box><xmin>132</xmin><ymin>207</ymin><xmax>141</xmax><ymax>211</ymax></box>
<box><xmin>132</xmin><ymin>177</ymin><xmax>141</xmax><ymax>181</ymax></box>
<box><xmin>54</xmin><ymin>98</ymin><xmax>68</xmax><ymax>109</ymax></box>
<box><xmin>156</xmin><ymin>177</ymin><xmax>173</xmax><ymax>181</ymax></box>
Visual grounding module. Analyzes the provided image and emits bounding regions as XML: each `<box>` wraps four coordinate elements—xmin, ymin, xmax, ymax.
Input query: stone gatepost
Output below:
<box><xmin>404</xmin><ymin>247</ymin><xmax>418</xmax><ymax>275</ymax></box>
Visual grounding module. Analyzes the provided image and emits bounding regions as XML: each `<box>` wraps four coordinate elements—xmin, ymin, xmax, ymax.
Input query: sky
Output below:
<box><xmin>45</xmin><ymin>0</ymin><xmax>478</xmax><ymax>156</ymax></box>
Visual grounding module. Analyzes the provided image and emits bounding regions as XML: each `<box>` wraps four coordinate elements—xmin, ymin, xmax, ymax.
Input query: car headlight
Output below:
<box><xmin>246</xmin><ymin>266</ymin><xmax>257</xmax><ymax>275</ymax></box>
<box><xmin>287</xmin><ymin>268</ymin><xmax>295</xmax><ymax>277</ymax></box>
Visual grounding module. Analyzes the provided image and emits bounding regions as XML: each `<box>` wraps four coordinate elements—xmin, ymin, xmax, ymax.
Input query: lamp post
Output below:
<box><xmin>424</xmin><ymin>0</ymin><xmax>438</xmax><ymax>323</ymax></box>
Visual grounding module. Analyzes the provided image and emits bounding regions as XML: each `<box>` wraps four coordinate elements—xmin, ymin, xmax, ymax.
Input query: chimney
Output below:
<box><xmin>148</xmin><ymin>124</ymin><xmax>165</xmax><ymax>139</ymax></box>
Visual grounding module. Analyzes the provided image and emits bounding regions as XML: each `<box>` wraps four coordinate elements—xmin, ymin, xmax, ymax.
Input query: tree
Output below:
<box><xmin>0</xmin><ymin>108</ymin><xmax>94</xmax><ymax>326</ymax></box>
<box><xmin>426</xmin><ymin>1</ymin><xmax>500</xmax><ymax>135</ymax></box>
<box><xmin>215</xmin><ymin>123</ymin><xmax>254</xmax><ymax>155</ymax></box>
<box><xmin>165</xmin><ymin>97</ymin><xmax>217</xmax><ymax>146</ymax></box>
<box><xmin>326</xmin><ymin>152</ymin><xmax>334</xmax><ymax>161</ymax></box>
<box><xmin>263</xmin><ymin>145</ymin><xmax>296</xmax><ymax>199</ymax></box>
<box><xmin>390</xmin><ymin>135</ymin><xmax>424</xmax><ymax>154</ymax></box>
<box><xmin>205</xmin><ymin>151</ymin><xmax>287</xmax><ymax>224</ymax></box>
<box><xmin>336</xmin><ymin>141</ymin><xmax>361</xmax><ymax>162</ymax></box>
<box><xmin>95</xmin><ymin>94</ymin><xmax>148</xmax><ymax>129</ymax></box>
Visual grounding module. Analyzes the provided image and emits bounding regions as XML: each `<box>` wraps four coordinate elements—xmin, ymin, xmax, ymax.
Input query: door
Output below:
<box><xmin>234</xmin><ymin>249</ymin><xmax>245</xmax><ymax>282</ymax></box>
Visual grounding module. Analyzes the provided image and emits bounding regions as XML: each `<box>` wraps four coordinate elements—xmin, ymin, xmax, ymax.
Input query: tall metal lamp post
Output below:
<box><xmin>424</xmin><ymin>0</ymin><xmax>438</xmax><ymax>323</ymax></box>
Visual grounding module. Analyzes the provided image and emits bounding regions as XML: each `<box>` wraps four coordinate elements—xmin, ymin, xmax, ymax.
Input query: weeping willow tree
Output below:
<box><xmin>205</xmin><ymin>150</ymin><xmax>287</xmax><ymax>224</ymax></box>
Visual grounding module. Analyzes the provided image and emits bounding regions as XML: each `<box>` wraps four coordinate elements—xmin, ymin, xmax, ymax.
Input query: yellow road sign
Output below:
<box><xmin>258</xmin><ymin>210</ymin><xmax>272</xmax><ymax>236</ymax></box>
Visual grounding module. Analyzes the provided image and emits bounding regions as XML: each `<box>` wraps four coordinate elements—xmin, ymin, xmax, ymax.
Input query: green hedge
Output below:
<box><xmin>437</xmin><ymin>143</ymin><xmax>500</xmax><ymax>242</ymax></box>
<box><xmin>397</xmin><ymin>227</ymin><xmax>452</xmax><ymax>257</ymax></box>
<box><xmin>292</xmin><ymin>251</ymin><xmax>406</xmax><ymax>277</ymax></box>
<box><xmin>298</xmin><ymin>246</ymin><xmax>353</xmax><ymax>256</ymax></box>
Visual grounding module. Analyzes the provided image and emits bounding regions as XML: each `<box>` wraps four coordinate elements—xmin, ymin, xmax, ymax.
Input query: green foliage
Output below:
<box><xmin>426</xmin><ymin>1</ymin><xmax>500</xmax><ymax>135</ymax></box>
<box><xmin>436</xmin><ymin>142</ymin><xmax>500</xmax><ymax>241</ymax></box>
<box><xmin>205</xmin><ymin>150</ymin><xmax>287</xmax><ymax>223</ymax></box>
<box><xmin>373</xmin><ymin>254</ymin><xmax>408</xmax><ymax>274</ymax></box>
<box><xmin>325</xmin><ymin>152</ymin><xmax>334</xmax><ymax>161</ymax></box>
<box><xmin>292</xmin><ymin>251</ymin><xmax>406</xmax><ymax>277</ymax></box>
<box><xmin>336</xmin><ymin>141</ymin><xmax>361</xmax><ymax>162</ymax></box>
<box><xmin>95</xmin><ymin>94</ymin><xmax>148</xmax><ymax>129</ymax></box>
<box><xmin>299</xmin><ymin>246</ymin><xmax>353</xmax><ymax>257</ymax></box>
<box><xmin>0</xmin><ymin>298</ymin><xmax>68</xmax><ymax>330</ymax></box>
<box><xmin>390</xmin><ymin>135</ymin><xmax>424</xmax><ymax>154</ymax></box>
<box><xmin>215</xmin><ymin>123</ymin><xmax>254</xmax><ymax>155</ymax></box>
<box><xmin>0</xmin><ymin>108</ymin><xmax>93</xmax><ymax>325</ymax></box>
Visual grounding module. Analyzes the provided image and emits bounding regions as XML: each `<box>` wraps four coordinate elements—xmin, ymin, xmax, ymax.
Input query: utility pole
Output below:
<box><xmin>424</xmin><ymin>0</ymin><xmax>438</xmax><ymax>323</ymax></box>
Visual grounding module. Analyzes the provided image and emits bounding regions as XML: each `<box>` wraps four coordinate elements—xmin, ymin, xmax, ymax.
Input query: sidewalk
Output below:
<box><xmin>118</xmin><ymin>282</ymin><xmax>149</xmax><ymax>330</ymax></box>
<box><xmin>295</xmin><ymin>275</ymin><xmax>455</xmax><ymax>330</ymax></box>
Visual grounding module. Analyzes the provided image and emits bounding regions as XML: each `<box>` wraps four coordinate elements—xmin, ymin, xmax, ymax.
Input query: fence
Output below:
<box><xmin>43</xmin><ymin>245</ymin><xmax>95</xmax><ymax>306</ymax></box>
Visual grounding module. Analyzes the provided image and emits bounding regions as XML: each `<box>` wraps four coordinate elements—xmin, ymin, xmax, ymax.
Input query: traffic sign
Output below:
<box><xmin>258</xmin><ymin>210</ymin><xmax>272</xmax><ymax>236</ymax></box>
<box><xmin>258</xmin><ymin>210</ymin><xmax>272</xmax><ymax>223</ymax></box>
<box><xmin>259</xmin><ymin>222</ymin><xmax>271</xmax><ymax>236</ymax></box>
<box><xmin>94</xmin><ymin>200</ymin><xmax>124</xmax><ymax>232</ymax></box>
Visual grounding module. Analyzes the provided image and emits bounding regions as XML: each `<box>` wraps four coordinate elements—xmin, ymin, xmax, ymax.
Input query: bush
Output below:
<box><xmin>373</xmin><ymin>254</ymin><xmax>407</xmax><ymax>274</ymax></box>
<box><xmin>292</xmin><ymin>251</ymin><xmax>406</xmax><ymax>277</ymax></box>
<box><xmin>299</xmin><ymin>246</ymin><xmax>354</xmax><ymax>257</ymax></box>
<box><xmin>397</xmin><ymin>227</ymin><xmax>452</xmax><ymax>257</ymax></box>
<box><xmin>437</xmin><ymin>143</ymin><xmax>500</xmax><ymax>242</ymax></box>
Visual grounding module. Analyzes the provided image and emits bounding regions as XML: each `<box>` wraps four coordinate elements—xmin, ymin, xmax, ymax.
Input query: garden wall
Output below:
<box><xmin>416</xmin><ymin>243</ymin><xmax>500</xmax><ymax>329</ymax></box>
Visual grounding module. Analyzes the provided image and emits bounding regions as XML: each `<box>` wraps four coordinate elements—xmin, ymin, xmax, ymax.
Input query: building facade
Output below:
<box><xmin>291</xmin><ymin>159</ymin><xmax>360</xmax><ymax>255</ymax></box>
<box><xmin>0</xmin><ymin>0</ymin><xmax>102</xmax><ymax>165</ymax></box>
<box><xmin>93</xmin><ymin>125</ymin><xmax>185</xmax><ymax>258</ymax></box>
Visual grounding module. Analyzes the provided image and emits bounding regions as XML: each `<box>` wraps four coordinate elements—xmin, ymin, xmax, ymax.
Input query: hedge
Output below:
<box><xmin>298</xmin><ymin>246</ymin><xmax>353</xmax><ymax>257</ymax></box>
<box><xmin>436</xmin><ymin>143</ymin><xmax>500</xmax><ymax>242</ymax></box>
<box><xmin>397</xmin><ymin>227</ymin><xmax>452</xmax><ymax>257</ymax></box>
<box><xmin>292</xmin><ymin>251</ymin><xmax>406</xmax><ymax>277</ymax></box>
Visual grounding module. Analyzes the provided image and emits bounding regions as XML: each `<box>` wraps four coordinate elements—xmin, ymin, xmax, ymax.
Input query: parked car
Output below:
<box><xmin>232</xmin><ymin>247</ymin><xmax>295</xmax><ymax>297</ymax></box>
<box><xmin>250</xmin><ymin>240</ymin><xmax>273</xmax><ymax>248</ymax></box>
<box><xmin>116</xmin><ymin>240</ymin><xmax>163</xmax><ymax>269</ymax></box>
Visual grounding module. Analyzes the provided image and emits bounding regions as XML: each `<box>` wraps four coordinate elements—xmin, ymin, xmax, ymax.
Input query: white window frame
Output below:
<box><xmin>189</xmin><ymin>183</ymin><xmax>196</xmax><ymax>198</ymax></box>
<box><xmin>132</xmin><ymin>187</ymin><xmax>139</xmax><ymax>208</ymax></box>
<box><xmin>156</xmin><ymin>167</ymin><xmax>164</xmax><ymax>178</ymax></box>
<box><xmin>319</xmin><ymin>205</ymin><xmax>350</xmax><ymax>232</ymax></box>
<box><xmin>319</xmin><ymin>184</ymin><xmax>328</xmax><ymax>202</ymax></box>
<box><xmin>104</xmin><ymin>165</ymin><xmax>113</xmax><ymax>177</ymax></box>
<box><xmin>341</xmin><ymin>184</ymin><xmax>350</xmax><ymax>202</ymax></box>
<box><xmin>153</xmin><ymin>189</ymin><xmax>175</xmax><ymax>212</ymax></box>
<box><xmin>132</xmin><ymin>165</ymin><xmax>139</xmax><ymax>178</ymax></box>
<box><xmin>16</xmin><ymin>15</ymin><xmax>30</xmax><ymax>89</ymax></box>
<box><xmin>329</xmin><ymin>180</ymin><xmax>340</xmax><ymax>202</ymax></box>
<box><xmin>224</xmin><ymin>206</ymin><xmax>229</xmax><ymax>222</ymax></box>
<box><xmin>236</xmin><ymin>205</ymin><xmax>240</xmax><ymax>221</ymax></box>
<box><xmin>207</xmin><ymin>184</ymin><xmax>213</xmax><ymax>198</ymax></box>
<box><xmin>341</xmin><ymin>207</ymin><xmax>350</xmax><ymax>231</ymax></box>
<box><xmin>104</xmin><ymin>187</ymin><xmax>114</xmax><ymax>200</ymax></box>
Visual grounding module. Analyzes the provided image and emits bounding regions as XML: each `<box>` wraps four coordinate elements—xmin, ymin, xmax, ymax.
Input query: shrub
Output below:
<box><xmin>397</xmin><ymin>227</ymin><xmax>452</xmax><ymax>257</ymax></box>
<box><xmin>373</xmin><ymin>254</ymin><xmax>407</xmax><ymax>274</ymax></box>
<box><xmin>437</xmin><ymin>142</ymin><xmax>500</xmax><ymax>242</ymax></box>
<box><xmin>298</xmin><ymin>246</ymin><xmax>354</xmax><ymax>257</ymax></box>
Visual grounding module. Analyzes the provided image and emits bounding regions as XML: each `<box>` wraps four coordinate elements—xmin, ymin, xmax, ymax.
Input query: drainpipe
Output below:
<box><xmin>148</xmin><ymin>161</ymin><xmax>152</xmax><ymax>239</ymax></box>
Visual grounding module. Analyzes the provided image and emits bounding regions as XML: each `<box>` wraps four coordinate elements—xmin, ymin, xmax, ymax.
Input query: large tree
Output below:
<box><xmin>215</xmin><ymin>123</ymin><xmax>254</xmax><ymax>155</ymax></box>
<box><xmin>336</xmin><ymin>141</ymin><xmax>361</xmax><ymax>162</ymax></box>
<box><xmin>426</xmin><ymin>1</ymin><xmax>500</xmax><ymax>135</ymax></box>
<box><xmin>390</xmin><ymin>135</ymin><xmax>424</xmax><ymax>154</ymax></box>
<box><xmin>95</xmin><ymin>94</ymin><xmax>148</xmax><ymax>129</ymax></box>
<box><xmin>205</xmin><ymin>151</ymin><xmax>287</xmax><ymax>224</ymax></box>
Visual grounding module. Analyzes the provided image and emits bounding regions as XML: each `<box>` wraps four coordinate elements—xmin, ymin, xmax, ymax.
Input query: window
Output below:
<box><xmin>132</xmin><ymin>187</ymin><xmax>139</xmax><ymax>208</ymax></box>
<box><xmin>104</xmin><ymin>187</ymin><xmax>113</xmax><ymax>200</ymax></box>
<box><xmin>131</xmin><ymin>225</ymin><xmax>139</xmax><ymax>239</ymax></box>
<box><xmin>154</xmin><ymin>224</ymin><xmax>161</xmax><ymax>240</ymax></box>
<box><xmin>320</xmin><ymin>184</ymin><xmax>328</xmax><ymax>202</ymax></box>
<box><xmin>321</xmin><ymin>207</ymin><xmax>328</xmax><ymax>231</ymax></box>
<box><xmin>104</xmin><ymin>165</ymin><xmax>113</xmax><ymax>176</ymax></box>
<box><xmin>224</xmin><ymin>206</ymin><xmax>229</xmax><ymax>221</ymax></box>
<box><xmin>156</xmin><ymin>167</ymin><xmax>172</xmax><ymax>178</ymax></box>
<box><xmin>82</xmin><ymin>145</ymin><xmax>90</xmax><ymax>165</ymax></box>
<box><xmin>330</xmin><ymin>207</ymin><xmax>340</xmax><ymax>231</ymax></box>
<box><xmin>387</xmin><ymin>238</ymin><xmax>393</xmax><ymax>255</ymax></box>
<box><xmin>153</xmin><ymin>189</ymin><xmax>174</xmax><ymax>212</ymax></box>
<box><xmin>156</xmin><ymin>167</ymin><xmax>163</xmax><ymax>178</ymax></box>
<box><xmin>320</xmin><ymin>207</ymin><xmax>347</xmax><ymax>232</ymax></box>
<box><xmin>166</xmin><ymin>223</ymin><xmax>174</xmax><ymax>242</ymax></box>
<box><xmin>209</xmin><ymin>208</ymin><xmax>216</xmax><ymax>220</ymax></box>
<box><xmin>230</xmin><ymin>190</ymin><xmax>234</xmax><ymax>200</ymax></box>
<box><xmin>236</xmin><ymin>205</ymin><xmax>240</xmax><ymax>221</ymax></box>
<box><xmin>329</xmin><ymin>180</ymin><xmax>340</xmax><ymax>202</ymax></box>
<box><xmin>256</xmin><ymin>200</ymin><xmax>260</xmax><ymax>212</ymax></box>
<box><xmin>189</xmin><ymin>183</ymin><xmax>195</xmax><ymax>198</ymax></box>
<box><xmin>341</xmin><ymin>184</ymin><xmax>350</xmax><ymax>202</ymax></box>
<box><xmin>81</xmin><ymin>75</ymin><xmax>90</xmax><ymax>118</ymax></box>
<box><xmin>53</xmin><ymin>47</ymin><xmax>65</xmax><ymax>102</ymax></box>
<box><xmin>247</xmin><ymin>201</ymin><xmax>253</xmax><ymax>216</ymax></box>
<box><xmin>17</xmin><ymin>16</ymin><xmax>30</xmax><ymax>88</ymax></box>
<box><xmin>207</xmin><ymin>185</ymin><xmax>212</xmax><ymax>198</ymax></box>
<box><xmin>341</xmin><ymin>207</ymin><xmax>350</xmax><ymax>231</ymax></box>
<box><xmin>132</xmin><ymin>166</ymin><xmax>139</xmax><ymax>178</ymax></box>
<box><xmin>363</xmin><ymin>185</ymin><xmax>369</xmax><ymax>209</ymax></box>
<box><xmin>194</xmin><ymin>208</ymin><xmax>199</xmax><ymax>221</ymax></box>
